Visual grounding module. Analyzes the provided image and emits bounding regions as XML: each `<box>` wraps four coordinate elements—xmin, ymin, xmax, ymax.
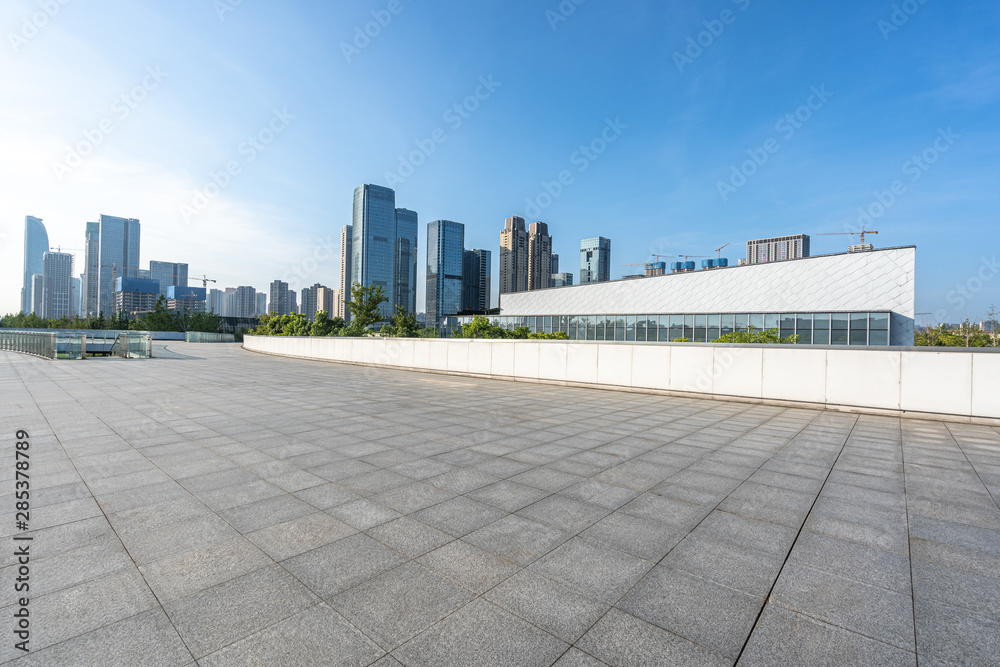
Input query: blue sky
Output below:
<box><xmin>1</xmin><ymin>0</ymin><xmax>998</xmax><ymax>322</ymax></box>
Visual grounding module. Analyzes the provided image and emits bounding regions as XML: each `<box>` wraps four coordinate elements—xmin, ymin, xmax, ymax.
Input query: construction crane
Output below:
<box><xmin>715</xmin><ymin>243</ymin><xmax>730</xmax><ymax>258</ymax></box>
<box><xmin>191</xmin><ymin>275</ymin><xmax>217</xmax><ymax>290</ymax></box>
<box><xmin>677</xmin><ymin>254</ymin><xmax>708</xmax><ymax>261</ymax></box>
<box><xmin>818</xmin><ymin>227</ymin><xmax>879</xmax><ymax>244</ymax></box>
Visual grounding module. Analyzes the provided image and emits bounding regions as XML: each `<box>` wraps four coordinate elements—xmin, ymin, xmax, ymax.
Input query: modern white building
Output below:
<box><xmin>460</xmin><ymin>246</ymin><xmax>916</xmax><ymax>346</ymax></box>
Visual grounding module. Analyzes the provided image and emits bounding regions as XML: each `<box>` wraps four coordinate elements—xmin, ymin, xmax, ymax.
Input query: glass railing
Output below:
<box><xmin>0</xmin><ymin>331</ymin><xmax>87</xmax><ymax>359</ymax></box>
<box><xmin>110</xmin><ymin>332</ymin><xmax>152</xmax><ymax>358</ymax></box>
<box><xmin>185</xmin><ymin>332</ymin><xmax>235</xmax><ymax>343</ymax></box>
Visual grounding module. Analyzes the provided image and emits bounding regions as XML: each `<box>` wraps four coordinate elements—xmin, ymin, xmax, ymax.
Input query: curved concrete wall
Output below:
<box><xmin>243</xmin><ymin>336</ymin><xmax>1000</xmax><ymax>423</ymax></box>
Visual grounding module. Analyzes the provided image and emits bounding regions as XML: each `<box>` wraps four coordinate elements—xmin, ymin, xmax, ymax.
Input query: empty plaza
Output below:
<box><xmin>1</xmin><ymin>343</ymin><xmax>998</xmax><ymax>666</ymax></box>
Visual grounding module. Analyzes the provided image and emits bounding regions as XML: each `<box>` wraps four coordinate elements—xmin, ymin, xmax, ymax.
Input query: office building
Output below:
<box><xmin>115</xmin><ymin>277</ymin><xmax>159</xmax><ymax>315</ymax></box>
<box><xmin>528</xmin><ymin>222</ymin><xmax>553</xmax><ymax>291</ymax></box>
<box><xmin>166</xmin><ymin>286</ymin><xmax>207</xmax><ymax>312</ymax></box>
<box><xmin>21</xmin><ymin>216</ymin><xmax>49</xmax><ymax>314</ymax></box>
<box><xmin>149</xmin><ymin>261</ymin><xmax>188</xmax><ymax>298</ymax></box>
<box><xmin>75</xmin><ymin>274</ymin><xmax>84</xmax><ymax>316</ymax></box>
<box><xmin>462</xmin><ymin>249</ymin><xmax>492</xmax><ymax>313</ymax></box>
<box><xmin>352</xmin><ymin>184</ymin><xmax>418</xmax><ymax>319</ymax></box>
<box><xmin>426</xmin><ymin>220</ymin><xmax>465</xmax><ymax>330</ymax></box>
<box><xmin>30</xmin><ymin>274</ymin><xmax>44</xmax><ymax>316</ymax></box>
<box><xmin>450</xmin><ymin>246</ymin><xmax>916</xmax><ymax>346</ymax></box>
<box><xmin>499</xmin><ymin>216</ymin><xmax>529</xmax><ymax>294</ymax></box>
<box><xmin>316</xmin><ymin>286</ymin><xmax>337</xmax><ymax>319</ymax></box>
<box><xmin>289</xmin><ymin>290</ymin><xmax>298</xmax><ymax>315</ymax></box>
<box><xmin>580</xmin><ymin>237</ymin><xmax>612</xmax><ymax>284</ymax></box>
<box><xmin>83</xmin><ymin>222</ymin><xmax>100</xmax><ymax>317</ymax></box>
<box><xmin>98</xmin><ymin>214</ymin><xmax>141</xmax><ymax>316</ymax></box>
<box><xmin>340</xmin><ymin>224</ymin><xmax>352</xmax><ymax>320</ymax></box>
<box><xmin>139</xmin><ymin>269</ymin><xmax>151</xmax><ymax>280</ymax></box>
<box><xmin>746</xmin><ymin>234</ymin><xmax>810</xmax><ymax>265</ymax></box>
<box><xmin>234</xmin><ymin>286</ymin><xmax>257</xmax><ymax>319</ymax></box>
<box><xmin>269</xmin><ymin>280</ymin><xmax>291</xmax><ymax>316</ymax></box>
<box><xmin>551</xmin><ymin>254</ymin><xmax>559</xmax><ymax>274</ymax></box>
<box><xmin>42</xmin><ymin>251</ymin><xmax>74</xmax><ymax>319</ymax></box>
<box><xmin>256</xmin><ymin>292</ymin><xmax>267</xmax><ymax>316</ymax></box>
<box><xmin>552</xmin><ymin>272</ymin><xmax>574</xmax><ymax>287</ymax></box>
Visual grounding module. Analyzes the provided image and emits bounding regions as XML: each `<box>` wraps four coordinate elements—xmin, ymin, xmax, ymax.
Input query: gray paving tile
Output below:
<box><xmin>465</xmin><ymin>480</ymin><xmax>549</xmax><ymax>512</ymax></box>
<box><xmin>417</xmin><ymin>539</ymin><xmax>519</xmax><ymax>593</ymax></box>
<box><xmin>911</xmin><ymin>560</ymin><xmax>1000</xmax><ymax>621</ymax></box>
<box><xmin>328</xmin><ymin>499</ymin><xmax>403</xmax><ymax>530</ymax></box>
<box><xmin>485</xmin><ymin>569</ymin><xmax>609</xmax><ymax>643</ymax></box>
<box><xmin>913</xmin><ymin>597</ymin><xmax>1000</xmax><ymax>667</ymax></box>
<box><xmin>394</xmin><ymin>598</ymin><xmax>568</xmax><ymax>667</ymax></box>
<box><xmin>411</xmin><ymin>496</ymin><xmax>506</xmax><ymax>537</ymax></box>
<box><xmin>552</xmin><ymin>648</ymin><xmax>610</xmax><ymax>666</ymax></box>
<box><xmin>140</xmin><ymin>536</ymin><xmax>272</xmax><ymax>602</ymax></box>
<box><xmin>246</xmin><ymin>511</ymin><xmax>356</xmax><ymax>561</ymax></box>
<box><xmin>218</xmin><ymin>493</ymin><xmax>314</xmax><ymax>533</ymax></box>
<box><xmin>738</xmin><ymin>604</ymin><xmax>917</xmax><ymax>667</ymax></box>
<box><xmin>371</xmin><ymin>481</ymin><xmax>455</xmax><ymax>514</ymax></box>
<box><xmin>661</xmin><ymin>533</ymin><xmax>784</xmax><ymax>597</ymax></box>
<box><xmin>580</xmin><ymin>511</ymin><xmax>688</xmax><ymax>561</ymax></box>
<box><xmin>578</xmin><ymin>608</ymin><xmax>731</xmax><ymax>667</ymax></box>
<box><xmin>789</xmin><ymin>531</ymin><xmax>912</xmax><ymax>594</ymax></box>
<box><xmin>517</xmin><ymin>495</ymin><xmax>610</xmax><ymax>534</ymax></box>
<box><xmin>464</xmin><ymin>514</ymin><xmax>571</xmax><ymax>565</ymax></box>
<box><xmin>771</xmin><ymin>562</ymin><xmax>915</xmax><ymax>650</ymax></box>
<box><xmin>11</xmin><ymin>608</ymin><xmax>192</xmax><ymax>667</ymax></box>
<box><xmin>619</xmin><ymin>565</ymin><xmax>763</xmax><ymax>659</ymax></box>
<box><xmin>366</xmin><ymin>516</ymin><xmax>455</xmax><ymax>558</ymax></box>
<box><xmin>531</xmin><ymin>537</ymin><xmax>652</xmax><ymax>603</ymax></box>
<box><xmin>282</xmin><ymin>533</ymin><xmax>407</xmax><ymax>598</ymax></box>
<box><xmin>330</xmin><ymin>562</ymin><xmax>473</xmax><ymax>650</ymax></box>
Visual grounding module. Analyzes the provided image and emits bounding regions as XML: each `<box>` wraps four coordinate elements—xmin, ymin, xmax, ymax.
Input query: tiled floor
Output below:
<box><xmin>1</xmin><ymin>343</ymin><xmax>998</xmax><ymax>666</ymax></box>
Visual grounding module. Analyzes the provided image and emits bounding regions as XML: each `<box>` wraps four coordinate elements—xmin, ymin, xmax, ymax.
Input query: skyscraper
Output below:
<box><xmin>98</xmin><ymin>214</ymin><xmax>140</xmax><ymax>315</ymax></box>
<box><xmin>394</xmin><ymin>208</ymin><xmax>418</xmax><ymax>315</ymax></box>
<box><xmin>462</xmin><ymin>249</ymin><xmax>492</xmax><ymax>313</ymax></box>
<box><xmin>340</xmin><ymin>224</ymin><xmax>352</xmax><ymax>321</ymax></box>
<box><xmin>30</xmin><ymin>274</ymin><xmax>44</xmax><ymax>315</ymax></box>
<box><xmin>81</xmin><ymin>222</ymin><xmax>100</xmax><ymax>317</ymax></box>
<box><xmin>255</xmin><ymin>292</ymin><xmax>267</xmax><ymax>317</ymax></box>
<box><xmin>21</xmin><ymin>216</ymin><xmax>49</xmax><ymax>314</ymax></box>
<box><xmin>746</xmin><ymin>234</ymin><xmax>810</xmax><ymax>264</ymax></box>
<box><xmin>269</xmin><ymin>280</ymin><xmax>291</xmax><ymax>315</ymax></box>
<box><xmin>551</xmin><ymin>254</ymin><xmax>559</xmax><ymax>274</ymax></box>
<box><xmin>149</xmin><ymin>261</ymin><xmax>188</xmax><ymax>298</ymax></box>
<box><xmin>426</xmin><ymin>220</ymin><xmax>465</xmax><ymax>330</ymax></box>
<box><xmin>316</xmin><ymin>286</ymin><xmax>337</xmax><ymax>319</ymax></box>
<box><xmin>42</xmin><ymin>251</ymin><xmax>74</xmax><ymax>319</ymax></box>
<box><xmin>552</xmin><ymin>272</ymin><xmax>574</xmax><ymax>287</ymax></box>
<box><xmin>289</xmin><ymin>290</ymin><xmax>298</xmax><ymax>315</ymax></box>
<box><xmin>580</xmin><ymin>236</ymin><xmax>612</xmax><ymax>284</ymax></box>
<box><xmin>300</xmin><ymin>283</ymin><xmax>331</xmax><ymax>321</ymax></box>
<box><xmin>351</xmin><ymin>184</ymin><xmax>418</xmax><ymax>319</ymax></box>
<box><xmin>499</xmin><ymin>216</ymin><xmax>528</xmax><ymax>294</ymax></box>
<box><xmin>234</xmin><ymin>286</ymin><xmax>256</xmax><ymax>318</ymax></box>
<box><xmin>528</xmin><ymin>222</ymin><xmax>553</xmax><ymax>291</ymax></box>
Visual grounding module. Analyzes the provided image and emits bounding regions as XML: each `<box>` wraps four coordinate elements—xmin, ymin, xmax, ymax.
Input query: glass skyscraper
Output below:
<box><xmin>98</xmin><ymin>214</ymin><xmax>141</xmax><ymax>315</ymax></box>
<box><xmin>83</xmin><ymin>222</ymin><xmax>100</xmax><ymax>317</ymax></box>
<box><xmin>149</xmin><ymin>261</ymin><xmax>189</xmax><ymax>298</ymax></box>
<box><xmin>351</xmin><ymin>185</ymin><xmax>418</xmax><ymax>319</ymax></box>
<box><xmin>463</xmin><ymin>249</ymin><xmax>492</xmax><ymax>313</ymax></box>
<box><xmin>426</xmin><ymin>221</ymin><xmax>465</xmax><ymax>329</ymax></box>
<box><xmin>21</xmin><ymin>216</ymin><xmax>49</xmax><ymax>314</ymax></box>
<box><xmin>580</xmin><ymin>236</ymin><xmax>612</xmax><ymax>284</ymax></box>
<box><xmin>42</xmin><ymin>251</ymin><xmax>74</xmax><ymax>319</ymax></box>
<box><xmin>394</xmin><ymin>208</ymin><xmax>418</xmax><ymax>315</ymax></box>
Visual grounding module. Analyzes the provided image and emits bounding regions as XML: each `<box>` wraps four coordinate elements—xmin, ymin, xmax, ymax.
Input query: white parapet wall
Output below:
<box><xmin>243</xmin><ymin>336</ymin><xmax>1000</xmax><ymax>423</ymax></box>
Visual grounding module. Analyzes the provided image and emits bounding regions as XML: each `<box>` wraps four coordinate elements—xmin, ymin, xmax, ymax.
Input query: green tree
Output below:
<box><xmin>311</xmin><ymin>311</ymin><xmax>343</xmax><ymax>337</ymax></box>
<box><xmin>344</xmin><ymin>283</ymin><xmax>388</xmax><ymax>336</ymax></box>
<box><xmin>453</xmin><ymin>315</ymin><xmax>508</xmax><ymax>339</ymax></box>
<box><xmin>188</xmin><ymin>311</ymin><xmax>222</xmax><ymax>333</ymax></box>
<box><xmin>714</xmin><ymin>327</ymin><xmax>801</xmax><ymax>344</ymax></box>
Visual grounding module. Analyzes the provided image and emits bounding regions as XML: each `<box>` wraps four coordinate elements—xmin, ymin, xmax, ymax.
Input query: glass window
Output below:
<box><xmin>735</xmin><ymin>314</ymin><xmax>748</xmax><ymax>332</ymax></box>
<box><xmin>749</xmin><ymin>313</ymin><xmax>764</xmax><ymax>331</ymax></box>
<box><xmin>684</xmin><ymin>314</ymin><xmax>695</xmax><ymax>340</ymax></box>
<box><xmin>626</xmin><ymin>316</ymin><xmax>636</xmax><ymax>341</ymax></box>
<box><xmin>596</xmin><ymin>317</ymin><xmax>606</xmax><ymax>341</ymax></box>
<box><xmin>851</xmin><ymin>312</ymin><xmax>869</xmax><ymax>331</ymax></box>
<box><xmin>560</xmin><ymin>316</ymin><xmax>569</xmax><ymax>333</ymax></box>
<box><xmin>707</xmin><ymin>314</ymin><xmax>721</xmax><ymax>342</ymax></box>
<box><xmin>870</xmin><ymin>313</ymin><xmax>889</xmax><ymax>330</ymax></box>
<box><xmin>659</xmin><ymin>315</ymin><xmax>670</xmax><ymax>341</ymax></box>
<box><xmin>669</xmin><ymin>315</ymin><xmax>684</xmax><ymax>341</ymax></box>
<box><xmin>831</xmin><ymin>313</ymin><xmax>849</xmax><ymax>345</ymax></box>
<box><xmin>635</xmin><ymin>316</ymin><xmax>646</xmax><ymax>342</ymax></box>
<box><xmin>850</xmin><ymin>328</ymin><xmax>869</xmax><ymax>345</ymax></box>
<box><xmin>694</xmin><ymin>314</ymin><xmax>707</xmax><ymax>343</ymax></box>
<box><xmin>796</xmin><ymin>314</ymin><xmax>812</xmax><ymax>334</ymax></box>
<box><xmin>543</xmin><ymin>316</ymin><xmax>552</xmax><ymax>333</ymax></box>
<box><xmin>764</xmin><ymin>313</ymin><xmax>780</xmax><ymax>331</ymax></box>
<box><xmin>615</xmin><ymin>316</ymin><xmax>625</xmax><ymax>341</ymax></box>
<box><xmin>586</xmin><ymin>316</ymin><xmax>596</xmax><ymax>341</ymax></box>
<box><xmin>869</xmin><ymin>330</ymin><xmax>889</xmax><ymax>345</ymax></box>
<box><xmin>720</xmin><ymin>314</ymin><xmax>735</xmax><ymax>338</ymax></box>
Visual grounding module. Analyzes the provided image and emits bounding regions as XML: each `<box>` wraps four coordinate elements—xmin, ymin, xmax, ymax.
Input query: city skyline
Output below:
<box><xmin>1</xmin><ymin>2</ymin><xmax>998</xmax><ymax>322</ymax></box>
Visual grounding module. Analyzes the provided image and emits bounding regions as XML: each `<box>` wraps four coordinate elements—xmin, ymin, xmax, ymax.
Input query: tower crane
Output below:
<box><xmin>715</xmin><ymin>243</ymin><xmax>730</xmax><ymax>259</ymax></box>
<box><xmin>191</xmin><ymin>275</ymin><xmax>217</xmax><ymax>290</ymax></box>
<box><xmin>818</xmin><ymin>227</ymin><xmax>879</xmax><ymax>245</ymax></box>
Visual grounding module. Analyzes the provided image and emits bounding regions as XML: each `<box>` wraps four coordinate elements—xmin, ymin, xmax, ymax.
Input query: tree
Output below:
<box><xmin>453</xmin><ymin>315</ymin><xmax>508</xmax><ymax>339</ymax></box>
<box><xmin>714</xmin><ymin>327</ymin><xmax>801</xmax><ymax>345</ymax></box>
<box><xmin>986</xmin><ymin>305</ymin><xmax>999</xmax><ymax>348</ymax></box>
<box><xmin>345</xmin><ymin>283</ymin><xmax>388</xmax><ymax>336</ymax></box>
<box><xmin>311</xmin><ymin>311</ymin><xmax>343</xmax><ymax>337</ymax></box>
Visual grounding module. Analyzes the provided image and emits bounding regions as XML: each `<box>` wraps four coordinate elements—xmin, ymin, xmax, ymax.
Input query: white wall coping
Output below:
<box><xmin>243</xmin><ymin>336</ymin><xmax>1000</xmax><ymax>424</ymax></box>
